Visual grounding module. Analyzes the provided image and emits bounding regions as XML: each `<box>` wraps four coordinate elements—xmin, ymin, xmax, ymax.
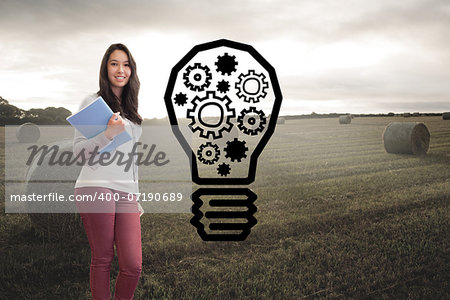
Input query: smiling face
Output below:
<box><xmin>107</xmin><ymin>49</ymin><xmax>131</xmax><ymax>96</ymax></box>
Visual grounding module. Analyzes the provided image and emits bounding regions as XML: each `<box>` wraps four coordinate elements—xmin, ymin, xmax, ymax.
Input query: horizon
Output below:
<box><xmin>1</xmin><ymin>95</ymin><xmax>447</xmax><ymax>121</ymax></box>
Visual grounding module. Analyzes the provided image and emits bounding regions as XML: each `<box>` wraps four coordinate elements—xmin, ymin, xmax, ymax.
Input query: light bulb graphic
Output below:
<box><xmin>164</xmin><ymin>39</ymin><xmax>282</xmax><ymax>241</ymax></box>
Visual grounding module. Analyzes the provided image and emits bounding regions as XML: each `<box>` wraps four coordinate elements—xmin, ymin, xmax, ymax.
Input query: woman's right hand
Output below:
<box><xmin>104</xmin><ymin>112</ymin><xmax>125</xmax><ymax>140</ymax></box>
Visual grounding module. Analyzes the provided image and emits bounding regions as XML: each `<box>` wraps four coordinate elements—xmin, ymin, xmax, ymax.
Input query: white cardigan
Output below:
<box><xmin>73</xmin><ymin>94</ymin><xmax>144</xmax><ymax>214</ymax></box>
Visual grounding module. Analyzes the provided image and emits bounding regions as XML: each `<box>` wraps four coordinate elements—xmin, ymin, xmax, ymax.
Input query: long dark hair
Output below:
<box><xmin>98</xmin><ymin>43</ymin><xmax>142</xmax><ymax>125</ymax></box>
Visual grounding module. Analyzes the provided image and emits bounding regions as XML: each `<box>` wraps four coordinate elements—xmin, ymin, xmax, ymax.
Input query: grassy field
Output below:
<box><xmin>0</xmin><ymin>116</ymin><xmax>449</xmax><ymax>299</ymax></box>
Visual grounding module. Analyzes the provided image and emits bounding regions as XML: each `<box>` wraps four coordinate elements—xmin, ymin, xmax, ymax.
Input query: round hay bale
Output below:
<box><xmin>25</xmin><ymin>139</ymin><xmax>85</xmax><ymax>242</ymax></box>
<box><xmin>16</xmin><ymin>122</ymin><xmax>40</xmax><ymax>143</ymax></box>
<box><xmin>403</xmin><ymin>112</ymin><xmax>411</xmax><ymax>118</ymax></box>
<box><xmin>443</xmin><ymin>112</ymin><xmax>450</xmax><ymax>120</ymax></box>
<box><xmin>276</xmin><ymin>117</ymin><xmax>286</xmax><ymax>124</ymax></box>
<box><xmin>383</xmin><ymin>122</ymin><xmax>430</xmax><ymax>155</ymax></box>
<box><xmin>339</xmin><ymin>115</ymin><xmax>351</xmax><ymax>124</ymax></box>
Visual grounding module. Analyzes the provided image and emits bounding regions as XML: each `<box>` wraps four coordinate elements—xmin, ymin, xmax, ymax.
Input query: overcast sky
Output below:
<box><xmin>1</xmin><ymin>0</ymin><xmax>449</xmax><ymax>118</ymax></box>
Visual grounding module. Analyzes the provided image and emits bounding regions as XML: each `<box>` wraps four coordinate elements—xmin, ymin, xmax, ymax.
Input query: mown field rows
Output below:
<box><xmin>0</xmin><ymin>116</ymin><xmax>448</xmax><ymax>299</ymax></box>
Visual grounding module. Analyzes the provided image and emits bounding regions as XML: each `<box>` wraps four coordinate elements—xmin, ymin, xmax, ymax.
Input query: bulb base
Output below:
<box><xmin>190</xmin><ymin>188</ymin><xmax>257</xmax><ymax>241</ymax></box>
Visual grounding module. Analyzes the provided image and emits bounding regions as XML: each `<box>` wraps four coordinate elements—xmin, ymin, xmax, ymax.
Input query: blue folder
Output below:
<box><xmin>66</xmin><ymin>96</ymin><xmax>132</xmax><ymax>153</ymax></box>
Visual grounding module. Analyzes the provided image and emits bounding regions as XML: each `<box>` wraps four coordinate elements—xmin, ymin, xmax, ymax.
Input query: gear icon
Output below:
<box><xmin>215</xmin><ymin>53</ymin><xmax>238</xmax><ymax>75</ymax></box>
<box><xmin>217</xmin><ymin>163</ymin><xmax>231</xmax><ymax>176</ymax></box>
<box><xmin>197</xmin><ymin>142</ymin><xmax>220</xmax><ymax>165</ymax></box>
<box><xmin>216</xmin><ymin>80</ymin><xmax>230</xmax><ymax>93</ymax></box>
<box><xmin>187</xmin><ymin>91</ymin><xmax>236</xmax><ymax>139</ymax></box>
<box><xmin>237</xmin><ymin>107</ymin><xmax>267</xmax><ymax>135</ymax></box>
<box><xmin>183</xmin><ymin>63</ymin><xmax>212</xmax><ymax>92</ymax></box>
<box><xmin>173</xmin><ymin>92</ymin><xmax>188</xmax><ymax>106</ymax></box>
<box><xmin>224</xmin><ymin>138</ymin><xmax>248</xmax><ymax>162</ymax></box>
<box><xmin>235</xmin><ymin>70</ymin><xmax>269</xmax><ymax>103</ymax></box>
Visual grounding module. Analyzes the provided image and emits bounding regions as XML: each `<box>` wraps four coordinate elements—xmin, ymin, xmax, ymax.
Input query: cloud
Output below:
<box><xmin>3</xmin><ymin>0</ymin><xmax>449</xmax><ymax>44</ymax></box>
<box><xmin>1</xmin><ymin>0</ymin><xmax>449</xmax><ymax>116</ymax></box>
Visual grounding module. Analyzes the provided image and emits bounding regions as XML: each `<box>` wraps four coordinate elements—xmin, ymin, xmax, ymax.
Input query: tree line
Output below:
<box><xmin>282</xmin><ymin>112</ymin><xmax>442</xmax><ymax>120</ymax></box>
<box><xmin>0</xmin><ymin>96</ymin><xmax>72</xmax><ymax>125</ymax></box>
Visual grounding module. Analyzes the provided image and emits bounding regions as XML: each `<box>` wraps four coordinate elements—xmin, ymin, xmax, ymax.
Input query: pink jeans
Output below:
<box><xmin>75</xmin><ymin>187</ymin><xmax>142</xmax><ymax>300</ymax></box>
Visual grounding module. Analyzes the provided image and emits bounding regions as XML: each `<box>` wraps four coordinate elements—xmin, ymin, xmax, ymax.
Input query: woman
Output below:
<box><xmin>73</xmin><ymin>43</ymin><xmax>143</xmax><ymax>300</ymax></box>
